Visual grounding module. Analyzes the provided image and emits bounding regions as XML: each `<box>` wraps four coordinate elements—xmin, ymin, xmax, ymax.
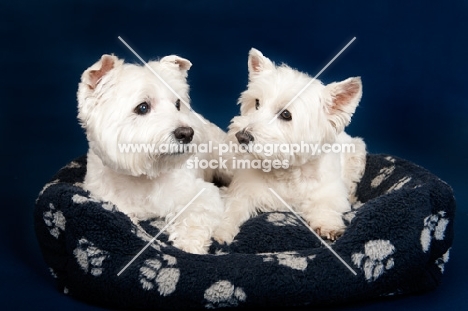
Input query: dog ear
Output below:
<box><xmin>324</xmin><ymin>77</ymin><xmax>362</xmax><ymax>132</ymax></box>
<box><xmin>82</xmin><ymin>54</ymin><xmax>121</xmax><ymax>90</ymax></box>
<box><xmin>248</xmin><ymin>48</ymin><xmax>275</xmax><ymax>78</ymax></box>
<box><xmin>160</xmin><ymin>55</ymin><xmax>192</xmax><ymax>77</ymax></box>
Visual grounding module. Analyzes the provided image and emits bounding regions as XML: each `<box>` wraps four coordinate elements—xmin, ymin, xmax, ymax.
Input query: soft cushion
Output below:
<box><xmin>34</xmin><ymin>154</ymin><xmax>455</xmax><ymax>310</ymax></box>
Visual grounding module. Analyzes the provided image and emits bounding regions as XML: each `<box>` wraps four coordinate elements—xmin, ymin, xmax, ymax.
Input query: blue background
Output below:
<box><xmin>1</xmin><ymin>0</ymin><xmax>467</xmax><ymax>309</ymax></box>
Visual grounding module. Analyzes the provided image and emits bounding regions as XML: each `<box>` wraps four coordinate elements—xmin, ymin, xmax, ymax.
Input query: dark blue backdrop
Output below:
<box><xmin>1</xmin><ymin>0</ymin><xmax>467</xmax><ymax>309</ymax></box>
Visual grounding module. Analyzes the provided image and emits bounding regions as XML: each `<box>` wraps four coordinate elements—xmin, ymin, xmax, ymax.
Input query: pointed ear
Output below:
<box><xmin>248</xmin><ymin>48</ymin><xmax>275</xmax><ymax>78</ymax></box>
<box><xmin>82</xmin><ymin>54</ymin><xmax>121</xmax><ymax>90</ymax></box>
<box><xmin>324</xmin><ymin>77</ymin><xmax>362</xmax><ymax>132</ymax></box>
<box><xmin>160</xmin><ymin>55</ymin><xmax>192</xmax><ymax>77</ymax></box>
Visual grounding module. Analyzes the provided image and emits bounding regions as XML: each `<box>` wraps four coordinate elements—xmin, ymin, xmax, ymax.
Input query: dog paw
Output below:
<box><xmin>212</xmin><ymin>225</ymin><xmax>239</xmax><ymax>245</ymax></box>
<box><xmin>168</xmin><ymin>223</ymin><xmax>213</xmax><ymax>254</ymax></box>
<box><xmin>170</xmin><ymin>234</ymin><xmax>209</xmax><ymax>254</ymax></box>
<box><xmin>308</xmin><ymin>215</ymin><xmax>346</xmax><ymax>241</ymax></box>
<box><xmin>315</xmin><ymin>227</ymin><xmax>344</xmax><ymax>241</ymax></box>
<box><xmin>172</xmin><ymin>240</ymin><xmax>208</xmax><ymax>254</ymax></box>
<box><xmin>305</xmin><ymin>212</ymin><xmax>346</xmax><ymax>241</ymax></box>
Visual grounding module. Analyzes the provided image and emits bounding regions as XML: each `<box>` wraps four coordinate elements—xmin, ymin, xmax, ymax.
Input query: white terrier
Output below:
<box><xmin>213</xmin><ymin>48</ymin><xmax>366</xmax><ymax>244</ymax></box>
<box><xmin>77</xmin><ymin>54</ymin><xmax>227</xmax><ymax>254</ymax></box>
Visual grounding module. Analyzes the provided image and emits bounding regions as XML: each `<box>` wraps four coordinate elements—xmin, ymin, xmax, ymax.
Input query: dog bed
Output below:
<box><xmin>34</xmin><ymin>153</ymin><xmax>455</xmax><ymax>310</ymax></box>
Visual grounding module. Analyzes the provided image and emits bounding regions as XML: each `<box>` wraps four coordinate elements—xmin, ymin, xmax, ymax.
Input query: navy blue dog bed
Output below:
<box><xmin>34</xmin><ymin>154</ymin><xmax>455</xmax><ymax>310</ymax></box>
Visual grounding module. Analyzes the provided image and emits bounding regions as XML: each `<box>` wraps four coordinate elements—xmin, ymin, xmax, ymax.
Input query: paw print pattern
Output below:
<box><xmin>343</xmin><ymin>201</ymin><xmax>364</xmax><ymax>225</ymax></box>
<box><xmin>64</xmin><ymin>161</ymin><xmax>81</xmax><ymax>169</ymax></box>
<box><xmin>262</xmin><ymin>252</ymin><xmax>315</xmax><ymax>271</ymax></box>
<box><xmin>371</xmin><ymin>165</ymin><xmax>395</xmax><ymax>188</ymax></box>
<box><xmin>266</xmin><ymin>212</ymin><xmax>300</xmax><ymax>227</ymax></box>
<box><xmin>385</xmin><ymin>176</ymin><xmax>412</xmax><ymax>193</ymax></box>
<box><xmin>72</xmin><ymin>194</ymin><xmax>99</xmax><ymax>204</ymax></box>
<box><xmin>43</xmin><ymin>203</ymin><xmax>66</xmax><ymax>238</ymax></box>
<box><xmin>72</xmin><ymin>194</ymin><xmax>119</xmax><ymax>212</ymax></box>
<box><xmin>101</xmin><ymin>202</ymin><xmax>117</xmax><ymax>212</ymax></box>
<box><xmin>132</xmin><ymin>223</ymin><xmax>165</xmax><ymax>251</ymax></box>
<box><xmin>37</xmin><ymin>179</ymin><xmax>59</xmax><ymax>201</ymax></box>
<box><xmin>73</xmin><ymin>238</ymin><xmax>109</xmax><ymax>276</ymax></box>
<box><xmin>204</xmin><ymin>280</ymin><xmax>246</xmax><ymax>309</ymax></box>
<box><xmin>139</xmin><ymin>254</ymin><xmax>179</xmax><ymax>296</ymax></box>
<box><xmin>342</xmin><ymin>211</ymin><xmax>356</xmax><ymax>224</ymax></box>
<box><xmin>149</xmin><ymin>219</ymin><xmax>167</xmax><ymax>231</ymax></box>
<box><xmin>435</xmin><ymin>248</ymin><xmax>451</xmax><ymax>273</ymax></box>
<box><xmin>49</xmin><ymin>268</ymin><xmax>57</xmax><ymax>279</ymax></box>
<box><xmin>352</xmin><ymin>240</ymin><xmax>395</xmax><ymax>282</ymax></box>
<box><xmin>420</xmin><ymin>211</ymin><xmax>449</xmax><ymax>253</ymax></box>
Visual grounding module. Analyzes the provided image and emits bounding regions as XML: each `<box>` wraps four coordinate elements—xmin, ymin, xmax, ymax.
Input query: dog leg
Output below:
<box><xmin>168</xmin><ymin>219</ymin><xmax>213</xmax><ymax>254</ymax></box>
<box><xmin>166</xmin><ymin>181</ymin><xmax>224</xmax><ymax>254</ymax></box>
<box><xmin>212</xmin><ymin>195</ymin><xmax>255</xmax><ymax>244</ymax></box>
<box><xmin>301</xmin><ymin>181</ymin><xmax>350</xmax><ymax>241</ymax></box>
<box><xmin>339</xmin><ymin>134</ymin><xmax>367</xmax><ymax>204</ymax></box>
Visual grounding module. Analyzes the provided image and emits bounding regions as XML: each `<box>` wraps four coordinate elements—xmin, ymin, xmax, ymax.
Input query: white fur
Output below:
<box><xmin>77</xmin><ymin>54</ymin><xmax>226</xmax><ymax>254</ymax></box>
<box><xmin>213</xmin><ymin>48</ymin><xmax>367</xmax><ymax>244</ymax></box>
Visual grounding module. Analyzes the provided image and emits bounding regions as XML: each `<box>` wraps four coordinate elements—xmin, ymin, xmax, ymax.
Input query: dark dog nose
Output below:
<box><xmin>235</xmin><ymin>130</ymin><xmax>254</xmax><ymax>145</ymax></box>
<box><xmin>174</xmin><ymin>126</ymin><xmax>194</xmax><ymax>144</ymax></box>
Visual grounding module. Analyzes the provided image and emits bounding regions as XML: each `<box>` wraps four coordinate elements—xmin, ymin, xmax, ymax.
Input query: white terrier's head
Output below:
<box><xmin>228</xmin><ymin>48</ymin><xmax>362</xmax><ymax>166</ymax></box>
<box><xmin>77</xmin><ymin>54</ymin><xmax>202</xmax><ymax>178</ymax></box>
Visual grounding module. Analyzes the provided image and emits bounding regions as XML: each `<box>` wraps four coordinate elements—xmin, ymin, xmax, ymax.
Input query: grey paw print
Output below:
<box><xmin>420</xmin><ymin>211</ymin><xmax>449</xmax><ymax>253</ymax></box>
<box><xmin>37</xmin><ymin>179</ymin><xmax>59</xmax><ymax>200</ymax></box>
<box><xmin>435</xmin><ymin>248</ymin><xmax>451</xmax><ymax>273</ymax></box>
<box><xmin>204</xmin><ymin>280</ymin><xmax>246</xmax><ymax>309</ymax></box>
<box><xmin>139</xmin><ymin>254</ymin><xmax>179</xmax><ymax>296</ymax></box>
<box><xmin>267</xmin><ymin>212</ymin><xmax>300</xmax><ymax>226</ymax></box>
<box><xmin>72</xmin><ymin>194</ymin><xmax>99</xmax><ymax>204</ymax></box>
<box><xmin>371</xmin><ymin>165</ymin><xmax>395</xmax><ymax>188</ymax></box>
<box><xmin>43</xmin><ymin>203</ymin><xmax>66</xmax><ymax>238</ymax></box>
<box><xmin>73</xmin><ymin>238</ymin><xmax>109</xmax><ymax>276</ymax></box>
<box><xmin>65</xmin><ymin>161</ymin><xmax>81</xmax><ymax>169</ymax></box>
<box><xmin>352</xmin><ymin>239</ymin><xmax>395</xmax><ymax>282</ymax></box>
<box><xmin>343</xmin><ymin>201</ymin><xmax>365</xmax><ymax>225</ymax></box>
<box><xmin>49</xmin><ymin>268</ymin><xmax>57</xmax><ymax>279</ymax></box>
<box><xmin>385</xmin><ymin>176</ymin><xmax>412</xmax><ymax>193</ymax></box>
<box><xmin>263</xmin><ymin>251</ymin><xmax>315</xmax><ymax>271</ymax></box>
<box><xmin>72</xmin><ymin>194</ymin><xmax>118</xmax><ymax>212</ymax></box>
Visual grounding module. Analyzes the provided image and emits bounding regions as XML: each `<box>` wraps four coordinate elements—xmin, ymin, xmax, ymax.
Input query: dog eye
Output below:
<box><xmin>175</xmin><ymin>99</ymin><xmax>181</xmax><ymax>111</ymax></box>
<box><xmin>255</xmin><ymin>99</ymin><xmax>260</xmax><ymax>110</ymax></box>
<box><xmin>279</xmin><ymin>109</ymin><xmax>292</xmax><ymax>121</ymax></box>
<box><xmin>134</xmin><ymin>102</ymin><xmax>150</xmax><ymax>115</ymax></box>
